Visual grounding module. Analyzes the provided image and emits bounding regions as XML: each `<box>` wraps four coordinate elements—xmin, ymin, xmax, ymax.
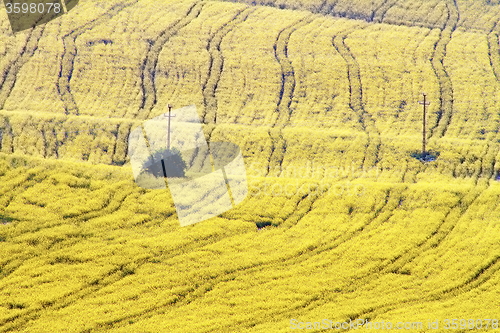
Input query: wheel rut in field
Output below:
<box><xmin>235</xmin><ymin>185</ymin><xmax>487</xmax><ymax>328</ymax></box>
<box><xmin>57</xmin><ymin>1</ymin><xmax>139</xmax><ymax>116</ymax></box>
<box><xmin>267</xmin><ymin>16</ymin><xmax>314</xmax><ymax>176</ymax></box>
<box><xmin>338</xmin><ymin>255</ymin><xmax>500</xmax><ymax>332</ymax></box>
<box><xmin>317</xmin><ymin>0</ymin><xmax>338</xmax><ymax>16</ymax></box>
<box><xmin>487</xmin><ymin>30</ymin><xmax>500</xmax><ymax>82</ymax></box>
<box><xmin>228</xmin><ymin>0</ymin><xmax>449</xmax><ymax>31</ymax></box>
<box><xmin>83</xmin><ymin>183</ymin><xmax>383</xmax><ymax>331</ymax></box>
<box><xmin>201</xmin><ymin>7</ymin><xmax>256</xmax><ymax>124</ymax></box>
<box><xmin>137</xmin><ymin>2</ymin><xmax>205</xmax><ymax>120</ymax></box>
<box><xmin>428</xmin><ymin>0</ymin><xmax>459</xmax><ymax>138</ymax></box>
<box><xmin>110</xmin><ymin>122</ymin><xmax>133</xmax><ymax>165</ymax></box>
<box><xmin>265</xmin><ymin>128</ymin><xmax>286</xmax><ymax>177</ymax></box>
<box><xmin>375</xmin><ymin>188</ymin><xmax>483</xmax><ymax>277</ymax></box>
<box><xmin>290</xmin><ymin>186</ymin><xmax>490</xmax><ymax>326</ymax></box>
<box><xmin>0</xmin><ymin>201</ymin><xmax>254</xmax><ymax>333</ymax></box>
<box><xmin>273</xmin><ymin>15</ymin><xmax>315</xmax><ymax>126</ymax></box>
<box><xmin>0</xmin><ymin>116</ymin><xmax>14</xmax><ymax>153</ymax></box>
<box><xmin>370</xmin><ymin>0</ymin><xmax>398</xmax><ymax>23</ymax></box>
<box><xmin>485</xmin><ymin>9</ymin><xmax>500</xmax><ymax>82</ymax></box>
<box><xmin>0</xmin><ymin>26</ymin><xmax>46</xmax><ymax>110</ymax></box>
<box><xmin>332</xmin><ymin>30</ymin><xmax>381</xmax><ymax>169</ymax></box>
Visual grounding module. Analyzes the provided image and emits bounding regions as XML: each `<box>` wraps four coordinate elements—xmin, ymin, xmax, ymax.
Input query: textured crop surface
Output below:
<box><xmin>1</xmin><ymin>0</ymin><xmax>500</xmax><ymax>332</ymax></box>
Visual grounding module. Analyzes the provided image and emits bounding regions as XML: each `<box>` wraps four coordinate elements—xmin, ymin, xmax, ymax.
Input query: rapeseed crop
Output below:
<box><xmin>1</xmin><ymin>0</ymin><xmax>500</xmax><ymax>332</ymax></box>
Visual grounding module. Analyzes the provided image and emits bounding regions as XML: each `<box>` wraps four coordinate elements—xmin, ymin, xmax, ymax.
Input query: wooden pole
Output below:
<box><xmin>422</xmin><ymin>94</ymin><xmax>427</xmax><ymax>155</ymax></box>
<box><xmin>418</xmin><ymin>93</ymin><xmax>430</xmax><ymax>156</ymax></box>
<box><xmin>166</xmin><ymin>104</ymin><xmax>176</xmax><ymax>151</ymax></box>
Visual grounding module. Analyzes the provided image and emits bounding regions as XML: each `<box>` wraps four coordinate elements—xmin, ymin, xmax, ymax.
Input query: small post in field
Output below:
<box><xmin>166</xmin><ymin>104</ymin><xmax>176</xmax><ymax>151</ymax></box>
<box><xmin>418</xmin><ymin>93</ymin><xmax>430</xmax><ymax>156</ymax></box>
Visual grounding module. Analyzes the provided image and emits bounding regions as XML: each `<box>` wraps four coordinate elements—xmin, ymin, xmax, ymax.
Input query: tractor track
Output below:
<box><xmin>231</xmin><ymin>0</ymin><xmax>451</xmax><ymax>31</ymax></box>
<box><xmin>272</xmin><ymin>15</ymin><xmax>315</xmax><ymax>127</ymax></box>
<box><xmin>109</xmin><ymin>123</ymin><xmax>121</xmax><ymax>164</ymax></box>
<box><xmin>0</xmin><ymin>173</ymin><xmax>322</xmax><ymax>331</ymax></box>
<box><xmin>201</xmin><ymin>7</ymin><xmax>256</xmax><ymax>125</ymax></box>
<box><xmin>0</xmin><ymin>111</ymin><xmax>140</xmax><ymax>164</ymax></box>
<box><xmin>110</xmin><ymin>122</ymin><xmax>133</xmax><ymax>165</ymax></box>
<box><xmin>0</xmin><ymin>172</ymin><xmax>51</xmax><ymax>281</ymax></box>
<box><xmin>370</xmin><ymin>0</ymin><xmax>398</xmax><ymax>23</ymax></box>
<box><xmin>83</xmin><ymin>192</ymin><xmax>327</xmax><ymax>332</ymax></box>
<box><xmin>81</xmin><ymin>186</ymin><xmax>393</xmax><ymax>332</ymax></box>
<box><xmin>266</xmin><ymin>16</ymin><xmax>314</xmax><ymax>176</ymax></box>
<box><xmin>40</xmin><ymin>127</ymin><xmax>48</xmax><ymax>158</ymax></box>
<box><xmin>475</xmin><ymin>142</ymin><xmax>499</xmax><ymax>183</ymax></box>
<box><xmin>283</xmin><ymin>185</ymin><xmax>488</xmax><ymax>324</ymax></box>
<box><xmin>370</xmin><ymin>188</ymin><xmax>483</xmax><ymax>277</ymax></box>
<box><xmin>337</xmin><ymin>256</ymin><xmax>500</xmax><ymax>332</ymax></box>
<box><xmin>278</xmin><ymin>186</ymin><xmax>327</xmax><ymax>229</ymax></box>
<box><xmin>79</xmin><ymin>182</ymin><xmax>400</xmax><ymax>331</ymax></box>
<box><xmin>428</xmin><ymin>0</ymin><xmax>459</xmax><ymax>139</ymax></box>
<box><xmin>52</xmin><ymin>127</ymin><xmax>60</xmax><ymax>158</ymax></box>
<box><xmin>0</xmin><ymin>26</ymin><xmax>46</xmax><ymax>110</ymax></box>
<box><xmin>265</xmin><ymin>128</ymin><xmax>286</xmax><ymax>177</ymax></box>
<box><xmin>195</xmin><ymin>188</ymin><xmax>407</xmax><ymax>331</ymax></box>
<box><xmin>317</xmin><ymin>0</ymin><xmax>338</xmax><ymax>16</ymax></box>
<box><xmin>0</xmin><ymin>116</ymin><xmax>14</xmax><ymax>153</ymax></box>
<box><xmin>487</xmin><ymin>16</ymin><xmax>500</xmax><ymax>82</ymax></box>
<box><xmin>0</xmin><ymin>166</ymin><xmax>490</xmax><ymax>331</ymax></box>
<box><xmin>136</xmin><ymin>2</ymin><xmax>205</xmax><ymax>120</ymax></box>
<box><xmin>331</xmin><ymin>29</ymin><xmax>381</xmax><ymax>169</ymax></box>
<box><xmin>0</xmin><ymin>219</ymin><xmax>254</xmax><ymax>333</ymax></box>
<box><xmin>1</xmin><ymin>2</ymin><xmax>497</xmax><ymax>328</ymax></box>
<box><xmin>232</xmin><ymin>185</ymin><xmax>487</xmax><ymax>329</ymax></box>
<box><xmin>487</xmin><ymin>30</ymin><xmax>500</xmax><ymax>82</ymax></box>
<box><xmin>37</xmin><ymin>122</ymin><xmax>58</xmax><ymax>159</ymax></box>
<box><xmin>17</xmin><ymin>230</ymin><xmax>257</xmax><ymax>333</ymax></box>
<box><xmin>61</xmin><ymin>183</ymin><xmax>135</xmax><ymax>222</ymax></box>
<box><xmin>57</xmin><ymin>0</ymin><xmax>138</xmax><ymax>116</ymax></box>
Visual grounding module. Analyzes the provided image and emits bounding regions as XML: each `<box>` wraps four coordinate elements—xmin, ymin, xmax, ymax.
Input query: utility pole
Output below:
<box><xmin>418</xmin><ymin>93</ymin><xmax>430</xmax><ymax>156</ymax></box>
<box><xmin>166</xmin><ymin>104</ymin><xmax>176</xmax><ymax>151</ymax></box>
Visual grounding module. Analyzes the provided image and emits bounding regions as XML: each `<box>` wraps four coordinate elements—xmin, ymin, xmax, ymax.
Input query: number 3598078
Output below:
<box><xmin>5</xmin><ymin>2</ymin><xmax>61</xmax><ymax>14</ymax></box>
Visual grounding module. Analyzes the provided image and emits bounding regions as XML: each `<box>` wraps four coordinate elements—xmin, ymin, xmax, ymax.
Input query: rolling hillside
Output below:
<box><xmin>1</xmin><ymin>0</ymin><xmax>500</xmax><ymax>332</ymax></box>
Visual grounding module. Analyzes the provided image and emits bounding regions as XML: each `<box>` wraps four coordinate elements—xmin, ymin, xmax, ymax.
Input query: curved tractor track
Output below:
<box><xmin>272</xmin><ymin>15</ymin><xmax>314</xmax><ymax>126</ymax></box>
<box><xmin>57</xmin><ymin>0</ymin><xmax>139</xmax><ymax>116</ymax></box>
<box><xmin>292</xmin><ymin>187</ymin><xmax>490</xmax><ymax>329</ymax></box>
<box><xmin>0</xmin><ymin>26</ymin><xmax>46</xmax><ymax>110</ymax></box>
<box><xmin>317</xmin><ymin>0</ymin><xmax>338</xmax><ymax>16</ymax></box>
<box><xmin>231</xmin><ymin>0</ymin><xmax>449</xmax><ymax>31</ymax></box>
<box><xmin>486</xmin><ymin>5</ymin><xmax>500</xmax><ymax>84</ymax></box>
<box><xmin>428</xmin><ymin>0</ymin><xmax>459</xmax><ymax>138</ymax></box>
<box><xmin>265</xmin><ymin>128</ymin><xmax>286</xmax><ymax>177</ymax></box>
<box><xmin>236</xmin><ymin>185</ymin><xmax>490</xmax><ymax>329</ymax></box>
<box><xmin>483</xmin><ymin>17</ymin><xmax>500</xmax><ymax>183</ymax></box>
<box><xmin>0</xmin><ymin>117</ymin><xmax>14</xmax><ymax>153</ymax></box>
<box><xmin>0</xmin><ymin>181</ymin><xmax>251</xmax><ymax>333</ymax></box>
<box><xmin>109</xmin><ymin>122</ymin><xmax>133</xmax><ymax>165</ymax></box>
<box><xmin>137</xmin><ymin>2</ymin><xmax>205</xmax><ymax>120</ymax></box>
<box><xmin>0</xmin><ymin>228</ymin><xmax>256</xmax><ymax>333</ymax></box>
<box><xmin>370</xmin><ymin>0</ymin><xmax>398</xmax><ymax>23</ymax></box>
<box><xmin>201</xmin><ymin>7</ymin><xmax>256</xmax><ymax>124</ymax></box>
<box><xmin>339</xmin><ymin>257</ymin><xmax>500</xmax><ymax>332</ymax></box>
<box><xmin>487</xmin><ymin>30</ymin><xmax>500</xmax><ymax>83</ymax></box>
<box><xmin>74</xmin><ymin>186</ymin><xmax>406</xmax><ymax>332</ymax></box>
<box><xmin>266</xmin><ymin>15</ymin><xmax>314</xmax><ymax>177</ymax></box>
<box><xmin>332</xmin><ymin>30</ymin><xmax>381</xmax><ymax>169</ymax></box>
